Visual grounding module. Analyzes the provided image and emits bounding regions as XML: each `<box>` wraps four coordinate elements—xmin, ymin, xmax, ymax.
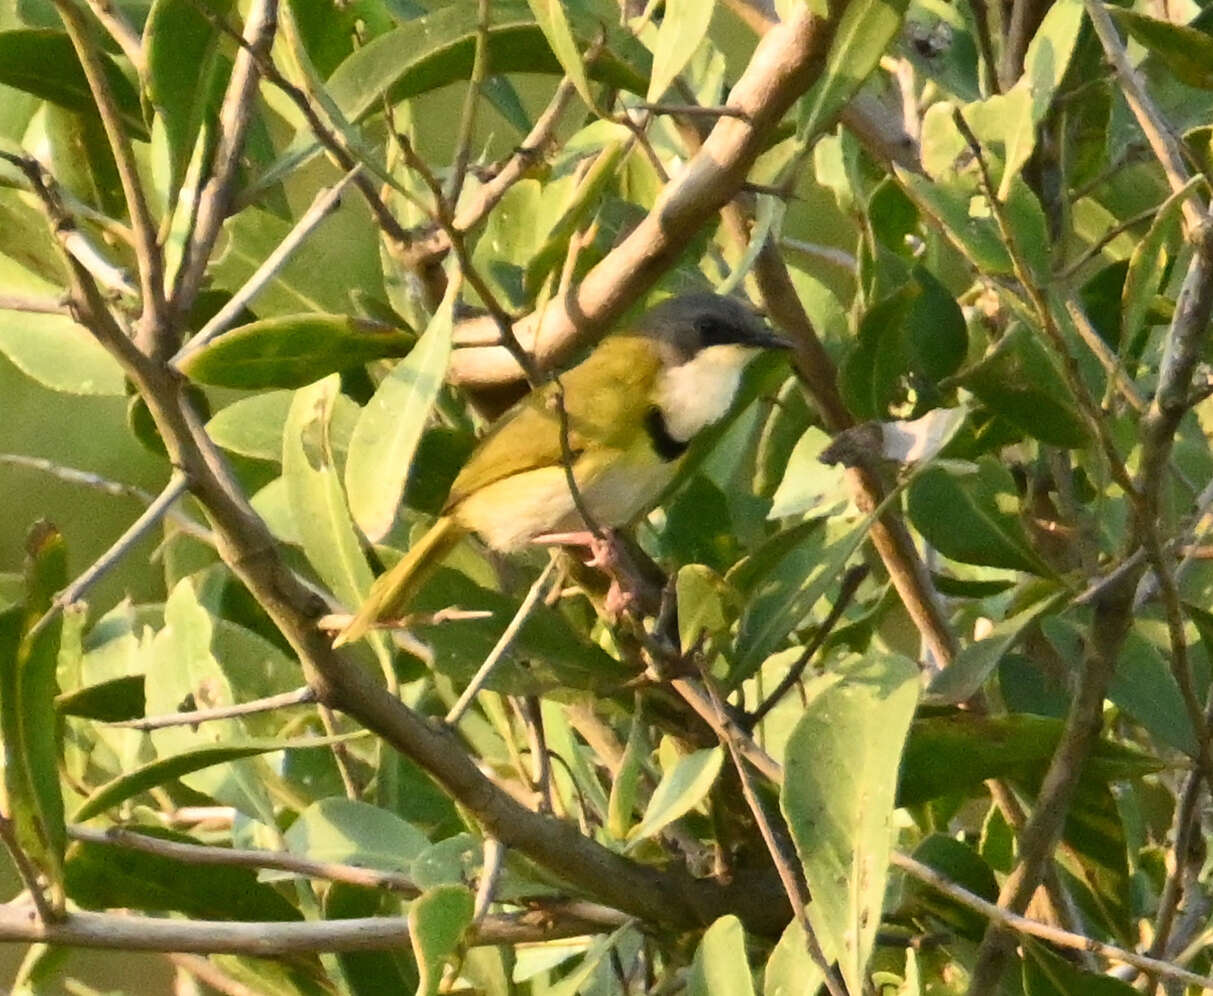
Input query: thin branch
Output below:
<box><xmin>107</xmin><ymin>686</ymin><xmax>316</xmax><ymax>731</ymax></box>
<box><xmin>68</xmin><ymin>825</ymin><xmax>419</xmax><ymax>896</ymax></box>
<box><xmin>952</xmin><ymin>107</ymin><xmax>1138</xmax><ymax>499</ymax></box>
<box><xmin>1082</xmin><ymin>0</ymin><xmax>1205</xmax><ymax>232</ymax></box>
<box><xmin>173</xmin><ymin>165</ymin><xmax>364</xmax><ymax>365</ymax></box>
<box><xmin>779</xmin><ymin>236</ymin><xmax>858</xmax><ymax>273</ymax></box>
<box><xmin>1061</xmin><ymin>295</ymin><xmax>1147</xmax><ymax>412</ymax></box>
<box><xmin>700</xmin><ymin>669</ymin><xmax>844</xmax><ymax>996</ymax></box>
<box><xmin>0</xmin><ymin>294</ymin><xmax>69</xmax><ymax>315</ymax></box>
<box><xmin>62</xmin><ymin>230</ymin><xmax>139</xmax><ymax>299</ymax></box>
<box><xmin>1056</xmin><ymin>203</ymin><xmax>1160</xmax><ymax>282</ymax></box>
<box><xmin>0</xmin><ymin>903</ymin><xmax>618</xmax><ymax>954</ymax></box>
<box><xmin>0</xmin><ymin>815</ymin><xmax>56</xmax><ymax>923</ymax></box>
<box><xmin>53</xmin><ymin>0</ymin><xmax>166</xmax><ymax>329</ymax></box>
<box><xmin>172</xmin><ymin>0</ymin><xmax>278</xmax><ymax>320</ymax></box>
<box><xmin>894</xmin><ymin>852</ymin><xmax>1213</xmax><ymax>991</ymax></box>
<box><xmin>630</xmin><ymin>102</ymin><xmax>751</xmax><ymax>120</ymax></box>
<box><xmin>0</xmin><ymin>453</ymin><xmax>214</xmax><ymax>545</ymax></box>
<box><xmin>966</xmin><ymin>566</ymin><xmax>1138</xmax><ymax>994</ymax></box>
<box><xmin>445</xmin><ymin>558</ymin><xmax>559</xmax><ymax>725</ymax></box>
<box><xmin>671</xmin><ymin>677</ymin><xmax>782</xmax><ymax>784</ymax></box>
<box><xmin>28</xmin><ymin>473</ymin><xmax>189</xmax><ymax>643</ymax></box>
<box><xmin>81</xmin><ymin>0</ymin><xmax>144</xmax><ymax>73</ymax></box>
<box><xmin>446</xmin><ymin>0</ymin><xmax>491</xmax><ymax>206</ymax></box>
<box><xmin>746</xmin><ymin>565</ymin><xmax>867</xmax><ymax>728</ymax></box>
<box><xmin>167</xmin><ymin>953</ymin><xmax>261</xmax><ymax>996</ymax></box>
<box><xmin>473</xmin><ymin>837</ymin><xmax>506</xmax><ymax>921</ymax></box>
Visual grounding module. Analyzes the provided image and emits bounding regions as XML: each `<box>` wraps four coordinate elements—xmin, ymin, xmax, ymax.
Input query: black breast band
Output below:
<box><xmin>645</xmin><ymin>407</ymin><xmax>689</xmax><ymax>461</ymax></box>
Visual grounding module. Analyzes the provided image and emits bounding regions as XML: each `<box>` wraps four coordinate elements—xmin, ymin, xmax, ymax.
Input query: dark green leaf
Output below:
<box><xmin>1112</xmin><ymin>9</ymin><xmax>1213</xmax><ymax>90</ymax></box>
<box><xmin>55</xmin><ymin>674</ymin><xmax>144</xmax><ymax>721</ymax></box>
<box><xmin>65</xmin><ymin>827</ymin><xmax>302</xmax><ymax>921</ymax></box>
<box><xmin>410</xmin><ymin>885</ymin><xmax>474</xmax><ymax>996</ymax></box>
<box><xmin>1022</xmin><ymin>939</ymin><xmax>1137</xmax><ymax>995</ymax></box>
<box><xmin>904</xmin><ymin>834</ymin><xmax>997</xmax><ymax>940</ymax></box>
<box><xmin>0</xmin><ymin>29</ymin><xmax>146</xmax><ymax>137</ymax></box>
<box><xmin>907</xmin><ymin>461</ymin><xmax>1053</xmax><ymax>574</ymax></box>
<box><xmin>181</xmin><ymin>314</ymin><xmax>414</xmax><ymax>390</ymax></box>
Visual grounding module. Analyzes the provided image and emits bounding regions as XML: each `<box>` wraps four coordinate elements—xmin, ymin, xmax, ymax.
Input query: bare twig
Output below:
<box><xmin>1061</xmin><ymin>295</ymin><xmax>1147</xmax><ymax>412</ymax></box>
<box><xmin>446</xmin><ymin>0</ymin><xmax>492</xmax><ymax>206</ymax></box>
<box><xmin>173</xmin><ymin>165</ymin><xmax>363</xmax><ymax>364</ymax></box>
<box><xmin>700</xmin><ymin>669</ymin><xmax>843</xmax><ymax>996</ymax></box>
<box><xmin>779</xmin><ymin>237</ymin><xmax>858</xmax><ymax>273</ymax></box>
<box><xmin>1082</xmin><ymin>0</ymin><xmax>1206</xmax><ymax>232</ymax></box>
<box><xmin>445</xmin><ymin>558</ymin><xmax>559</xmax><ymax>726</ymax></box>
<box><xmin>474</xmin><ymin>837</ymin><xmax>506</xmax><ymax>921</ymax></box>
<box><xmin>53</xmin><ymin>0</ymin><xmax>166</xmax><ymax>329</ymax></box>
<box><xmin>895</xmin><ymin>852</ymin><xmax>1213</xmax><ymax>991</ymax></box>
<box><xmin>81</xmin><ymin>0</ymin><xmax>144</xmax><ymax>73</ymax></box>
<box><xmin>68</xmin><ymin>825</ymin><xmax>420</xmax><ymax>895</ymax></box>
<box><xmin>167</xmin><ymin>953</ymin><xmax>261</xmax><ymax>996</ymax></box>
<box><xmin>108</xmin><ymin>686</ymin><xmax>316</xmax><ymax>731</ymax></box>
<box><xmin>173</xmin><ymin>0</ymin><xmax>278</xmax><ymax>321</ymax></box>
<box><xmin>747</xmin><ymin>565</ymin><xmax>867</xmax><ymax>728</ymax></box>
<box><xmin>28</xmin><ymin>473</ymin><xmax>189</xmax><ymax>643</ymax></box>
<box><xmin>0</xmin><ymin>294</ymin><xmax>69</xmax><ymax>315</ymax></box>
<box><xmin>0</xmin><ymin>815</ymin><xmax>56</xmax><ymax>923</ymax></box>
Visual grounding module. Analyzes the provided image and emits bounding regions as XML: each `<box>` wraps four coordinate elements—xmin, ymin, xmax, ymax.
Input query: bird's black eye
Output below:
<box><xmin>696</xmin><ymin>315</ymin><xmax>736</xmax><ymax>346</ymax></box>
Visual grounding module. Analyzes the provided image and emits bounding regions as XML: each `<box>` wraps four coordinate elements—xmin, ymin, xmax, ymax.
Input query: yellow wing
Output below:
<box><xmin>444</xmin><ymin>335</ymin><xmax>661</xmax><ymax>511</ymax></box>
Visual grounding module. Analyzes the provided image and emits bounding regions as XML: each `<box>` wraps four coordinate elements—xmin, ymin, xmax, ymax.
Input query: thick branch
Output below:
<box><xmin>448</xmin><ymin>6</ymin><xmax>838</xmax><ymax>387</ymax></box>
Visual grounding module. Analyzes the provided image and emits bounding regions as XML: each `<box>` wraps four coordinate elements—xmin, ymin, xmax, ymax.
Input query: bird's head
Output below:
<box><xmin>635</xmin><ymin>293</ymin><xmax>792</xmax><ymax>448</ymax></box>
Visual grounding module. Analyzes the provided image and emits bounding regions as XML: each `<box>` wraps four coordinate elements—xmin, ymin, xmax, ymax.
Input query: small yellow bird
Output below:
<box><xmin>334</xmin><ymin>292</ymin><xmax>789</xmax><ymax>646</ymax></box>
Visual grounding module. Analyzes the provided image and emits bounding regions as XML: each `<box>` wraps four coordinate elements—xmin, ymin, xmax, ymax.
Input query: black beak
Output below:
<box><xmin>749</xmin><ymin>327</ymin><xmax>795</xmax><ymax>350</ymax></box>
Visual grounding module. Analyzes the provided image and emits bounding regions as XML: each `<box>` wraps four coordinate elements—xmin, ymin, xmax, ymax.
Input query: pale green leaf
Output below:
<box><xmin>646</xmin><ymin>0</ymin><xmax>715</xmax><ymax>102</ymax></box>
<box><xmin>782</xmin><ymin>654</ymin><xmax>919</xmax><ymax>996</ymax></box>
<box><xmin>627</xmin><ymin>746</ymin><xmax>723</xmax><ymax>845</ymax></box>
<box><xmin>688</xmin><ymin>916</ymin><xmax>755</xmax><ymax>996</ymax></box>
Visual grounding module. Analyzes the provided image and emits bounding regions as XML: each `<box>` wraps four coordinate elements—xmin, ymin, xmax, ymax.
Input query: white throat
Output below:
<box><xmin>654</xmin><ymin>344</ymin><xmax>752</xmax><ymax>442</ymax></box>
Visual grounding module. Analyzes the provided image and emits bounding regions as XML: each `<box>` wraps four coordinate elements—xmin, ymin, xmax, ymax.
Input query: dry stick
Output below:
<box><xmin>1061</xmin><ymin>296</ymin><xmax>1147</xmax><ymax>412</ymax></box>
<box><xmin>0</xmin><ymin>904</ymin><xmax>624</xmax><ymax>954</ymax></box>
<box><xmin>28</xmin><ymin>473</ymin><xmax>189</xmax><ymax>643</ymax></box>
<box><xmin>173</xmin><ymin>166</ymin><xmax>364</xmax><ymax>364</ymax></box>
<box><xmin>0</xmin><ymin>815</ymin><xmax>56</xmax><ymax>924</ymax></box>
<box><xmin>445</xmin><ymin>558</ymin><xmax>560</xmax><ymax>726</ymax></box>
<box><xmin>474</xmin><ymin>837</ymin><xmax>506</xmax><ymax>921</ymax></box>
<box><xmin>895</xmin><ymin>853</ymin><xmax>1213</xmax><ymax>991</ymax></box>
<box><xmin>81</xmin><ymin>0</ymin><xmax>144</xmax><ymax>73</ymax></box>
<box><xmin>699</xmin><ymin>671</ymin><xmax>845</xmax><ymax>996</ymax></box>
<box><xmin>446</xmin><ymin>0</ymin><xmax>492</xmax><ymax>206</ymax></box>
<box><xmin>1082</xmin><ymin>0</ymin><xmax>1205</xmax><ymax>232</ymax></box>
<box><xmin>779</xmin><ymin>236</ymin><xmax>858</xmax><ymax>273</ymax></box>
<box><xmin>52</xmin><ymin>0</ymin><xmax>165</xmax><ymax>329</ymax></box>
<box><xmin>69</xmin><ymin>825</ymin><xmax>421</xmax><ymax>896</ymax></box>
<box><xmin>108</xmin><ymin>687</ymin><xmax>317</xmax><ymax>730</ymax></box>
<box><xmin>747</xmin><ymin>565</ymin><xmax>868</xmax><ymax>729</ymax></box>
<box><xmin>1056</xmin><ymin>203</ymin><xmax>1161</xmax><ymax>282</ymax></box>
<box><xmin>172</xmin><ymin>0</ymin><xmax>278</xmax><ymax>319</ymax></box>
<box><xmin>0</xmin><ymin>294</ymin><xmax>69</xmax><ymax>315</ymax></box>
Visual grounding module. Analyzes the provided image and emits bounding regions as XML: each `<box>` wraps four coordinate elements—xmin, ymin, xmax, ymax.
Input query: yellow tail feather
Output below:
<box><xmin>333</xmin><ymin>516</ymin><xmax>464</xmax><ymax>647</ymax></box>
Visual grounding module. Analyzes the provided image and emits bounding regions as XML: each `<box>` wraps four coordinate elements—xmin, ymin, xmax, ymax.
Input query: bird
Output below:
<box><xmin>333</xmin><ymin>292</ymin><xmax>791</xmax><ymax>646</ymax></box>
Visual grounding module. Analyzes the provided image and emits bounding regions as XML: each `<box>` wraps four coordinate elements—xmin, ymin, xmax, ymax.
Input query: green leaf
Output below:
<box><xmin>607</xmin><ymin>705</ymin><xmax>647</xmax><ymax>840</ymax></box>
<box><xmin>43</xmin><ymin>106</ymin><xmax>123</xmax><ymax>218</ymax></box>
<box><xmin>676</xmin><ymin>564</ymin><xmax>728</xmax><ymax>650</ymax></box>
<box><xmin>55</xmin><ymin>673</ymin><xmax>144</xmax><ymax>721</ymax></box>
<box><xmin>904</xmin><ymin>834</ymin><xmax>997</xmax><ymax>940</ymax></box>
<box><xmin>181</xmin><ymin>314</ymin><xmax>415</xmax><ymax>389</ymax></box>
<box><xmin>1112</xmin><ymin>9</ymin><xmax>1213</xmax><ymax>90</ymax></box>
<box><xmin>797</xmin><ymin>0</ymin><xmax>910</xmax><ymax>140</ymax></box>
<box><xmin>647</xmin><ymin>0</ymin><xmax>715</xmax><ymax>102</ymax></box>
<box><xmin>955</xmin><ymin>323</ymin><xmax>1090</xmax><ymax>448</ymax></box>
<box><xmin>345</xmin><ymin>284</ymin><xmax>455</xmax><ymax>542</ymax></box>
<box><xmin>206</xmin><ymin>389</ymin><xmax>360</xmax><ymax>462</ymax></box>
<box><xmin>763</xmin><ymin>918</ymin><xmax>825</xmax><ymax>996</ymax></box>
<box><xmin>0</xmin><ymin>29</ymin><xmax>146</xmax><ymax>138</ymax></box>
<box><xmin>326</xmin><ymin>0</ymin><xmax>648</xmax><ymax>124</ymax></box>
<box><xmin>0</xmin><ymin>280</ymin><xmax>124</xmax><ymax>395</ymax></box>
<box><xmin>283</xmin><ymin>797</ymin><xmax>431</xmax><ymax>873</ymax></box>
<box><xmin>927</xmin><ymin>590</ymin><xmax>1063</xmax><ymax>704</ymax></box>
<box><xmin>768</xmin><ymin>426</ymin><xmax>848</xmax><ymax>519</ymax></box>
<box><xmin>895</xmin><ymin>167</ymin><xmax>1013</xmax><ymax>274</ymax></box>
<box><xmin>904</xmin><ymin>266</ymin><xmax>968</xmax><ymax>382</ymax></box>
<box><xmin>282</xmin><ymin>376</ymin><xmax>376</xmax><ymax>612</ymax></box>
<box><xmin>781</xmin><ymin>654</ymin><xmax>919</xmax><ymax>996</ymax></box>
<box><xmin>72</xmin><ymin>731</ymin><xmax>364</xmax><ymax>822</ymax></box>
<box><xmin>527</xmin><ymin>0</ymin><xmax>595</xmax><ymax>108</ymax></box>
<box><xmin>65</xmin><ymin>827</ymin><xmax>302</xmax><ymax>921</ymax></box>
<box><xmin>211</xmin><ymin>206</ymin><xmax>382</xmax><ymax>319</ymax></box>
<box><xmin>1121</xmin><ymin>181</ymin><xmax>1192</xmax><ymax>351</ymax></box>
<box><xmin>1022</xmin><ymin>939</ymin><xmax>1137</xmax><ymax>995</ymax></box>
<box><xmin>907</xmin><ymin>461</ymin><xmax>1053</xmax><ymax>574</ymax></box>
<box><xmin>897</xmin><ymin>714</ymin><xmax>1162</xmax><ymax>807</ymax></box>
<box><xmin>687</xmin><ymin>916</ymin><xmax>755</xmax><ymax>996</ymax></box>
<box><xmin>627</xmin><ymin>746</ymin><xmax>723</xmax><ymax>846</ymax></box>
<box><xmin>144</xmin><ymin>0</ymin><xmax>233</xmax><ymax>196</ymax></box>
<box><xmin>997</xmin><ymin>0</ymin><xmax>1084</xmax><ymax>200</ymax></box>
<box><xmin>409</xmin><ymin>885</ymin><xmax>475</xmax><ymax>996</ymax></box>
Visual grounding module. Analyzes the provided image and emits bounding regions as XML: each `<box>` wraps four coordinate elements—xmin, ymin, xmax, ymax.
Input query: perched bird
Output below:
<box><xmin>334</xmin><ymin>292</ymin><xmax>790</xmax><ymax>646</ymax></box>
